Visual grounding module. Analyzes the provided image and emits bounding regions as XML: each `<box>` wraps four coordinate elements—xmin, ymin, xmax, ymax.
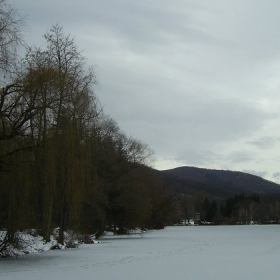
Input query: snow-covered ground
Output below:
<box><xmin>1</xmin><ymin>225</ymin><xmax>280</xmax><ymax>280</ymax></box>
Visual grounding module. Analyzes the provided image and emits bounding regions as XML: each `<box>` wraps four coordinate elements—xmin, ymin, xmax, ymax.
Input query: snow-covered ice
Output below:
<box><xmin>1</xmin><ymin>225</ymin><xmax>280</xmax><ymax>280</ymax></box>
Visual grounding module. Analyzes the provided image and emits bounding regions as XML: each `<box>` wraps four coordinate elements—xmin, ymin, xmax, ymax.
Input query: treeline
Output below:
<box><xmin>175</xmin><ymin>193</ymin><xmax>280</xmax><ymax>225</ymax></box>
<box><xmin>0</xmin><ymin>1</ymin><xmax>174</xmax><ymax>255</ymax></box>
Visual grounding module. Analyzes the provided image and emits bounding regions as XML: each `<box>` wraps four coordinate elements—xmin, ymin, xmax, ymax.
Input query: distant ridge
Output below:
<box><xmin>156</xmin><ymin>166</ymin><xmax>280</xmax><ymax>198</ymax></box>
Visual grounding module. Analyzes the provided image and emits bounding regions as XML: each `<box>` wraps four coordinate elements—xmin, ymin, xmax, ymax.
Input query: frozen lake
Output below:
<box><xmin>1</xmin><ymin>225</ymin><xmax>280</xmax><ymax>280</ymax></box>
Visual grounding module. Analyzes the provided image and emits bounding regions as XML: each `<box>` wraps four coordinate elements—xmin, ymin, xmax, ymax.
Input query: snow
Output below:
<box><xmin>1</xmin><ymin>225</ymin><xmax>280</xmax><ymax>280</ymax></box>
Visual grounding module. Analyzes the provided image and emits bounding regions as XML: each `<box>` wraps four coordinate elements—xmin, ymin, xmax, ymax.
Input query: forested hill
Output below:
<box><xmin>156</xmin><ymin>166</ymin><xmax>280</xmax><ymax>198</ymax></box>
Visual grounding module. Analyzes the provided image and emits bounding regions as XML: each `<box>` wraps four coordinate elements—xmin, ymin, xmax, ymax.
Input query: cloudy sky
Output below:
<box><xmin>10</xmin><ymin>0</ymin><xmax>280</xmax><ymax>182</ymax></box>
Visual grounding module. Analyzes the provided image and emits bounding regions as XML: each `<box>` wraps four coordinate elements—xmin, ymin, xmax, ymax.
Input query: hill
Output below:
<box><xmin>155</xmin><ymin>166</ymin><xmax>280</xmax><ymax>199</ymax></box>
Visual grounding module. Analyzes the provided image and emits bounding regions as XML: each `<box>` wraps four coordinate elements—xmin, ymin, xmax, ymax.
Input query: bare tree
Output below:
<box><xmin>0</xmin><ymin>0</ymin><xmax>26</xmax><ymax>257</ymax></box>
<box><xmin>0</xmin><ymin>0</ymin><xmax>24</xmax><ymax>80</ymax></box>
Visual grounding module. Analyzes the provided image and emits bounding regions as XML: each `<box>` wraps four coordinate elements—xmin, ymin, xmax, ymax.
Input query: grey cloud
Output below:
<box><xmin>198</xmin><ymin>0</ymin><xmax>280</xmax><ymax>61</ymax></box>
<box><xmin>21</xmin><ymin>0</ymin><xmax>219</xmax><ymax>54</ymax></box>
<box><xmin>227</xmin><ymin>151</ymin><xmax>256</xmax><ymax>165</ymax></box>
<box><xmin>117</xmin><ymin>94</ymin><xmax>268</xmax><ymax>146</ymax></box>
<box><xmin>273</xmin><ymin>172</ymin><xmax>280</xmax><ymax>179</ymax></box>
<box><xmin>88</xmin><ymin>1</ymin><xmax>209</xmax><ymax>44</ymax></box>
<box><xmin>172</xmin><ymin>149</ymin><xmax>225</xmax><ymax>167</ymax></box>
<box><xmin>165</xmin><ymin>149</ymin><xmax>257</xmax><ymax>171</ymax></box>
<box><xmin>247</xmin><ymin>137</ymin><xmax>278</xmax><ymax>150</ymax></box>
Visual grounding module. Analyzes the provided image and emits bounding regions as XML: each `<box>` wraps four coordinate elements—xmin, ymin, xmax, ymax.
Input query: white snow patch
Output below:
<box><xmin>0</xmin><ymin>229</ymin><xmax>100</xmax><ymax>257</ymax></box>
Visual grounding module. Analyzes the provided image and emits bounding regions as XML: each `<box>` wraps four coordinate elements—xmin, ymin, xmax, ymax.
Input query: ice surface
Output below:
<box><xmin>1</xmin><ymin>225</ymin><xmax>280</xmax><ymax>280</ymax></box>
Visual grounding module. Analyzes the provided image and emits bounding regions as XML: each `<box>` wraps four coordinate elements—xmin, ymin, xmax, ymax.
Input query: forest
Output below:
<box><xmin>0</xmin><ymin>1</ymin><xmax>175</xmax><ymax>256</ymax></box>
<box><xmin>1</xmin><ymin>0</ymin><xmax>280</xmax><ymax>258</ymax></box>
<box><xmin>175</xmin><ymin>192</ymin><xmax>280</xmax><ymax>226</ymax></box>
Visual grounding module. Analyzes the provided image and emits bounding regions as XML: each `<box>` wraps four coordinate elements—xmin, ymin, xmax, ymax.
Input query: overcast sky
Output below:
<box><xmin>10</xmin><ymin>0</ymin><xmax>280</xmax><ymax>182</ymax></box>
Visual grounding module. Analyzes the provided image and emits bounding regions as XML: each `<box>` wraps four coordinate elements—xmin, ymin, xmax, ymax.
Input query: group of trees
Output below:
<box><xmin>175</xmin><ymin>193</ymin><xmax>217</xmax><ymax>224</ymax></box>
<box><xmin>219</xmin><ymin>194</ymin><xmax>280</xmax><ymax>224</ymax></box>
<box><xmin>176</xmin><ymin>193</ymin><xmax>280</xmax><ymax>225</ymax></box>
<box><xmin>0</xmin><ymin>1</ymin><xmax>175</xmax><ymax>256</ymax></box>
